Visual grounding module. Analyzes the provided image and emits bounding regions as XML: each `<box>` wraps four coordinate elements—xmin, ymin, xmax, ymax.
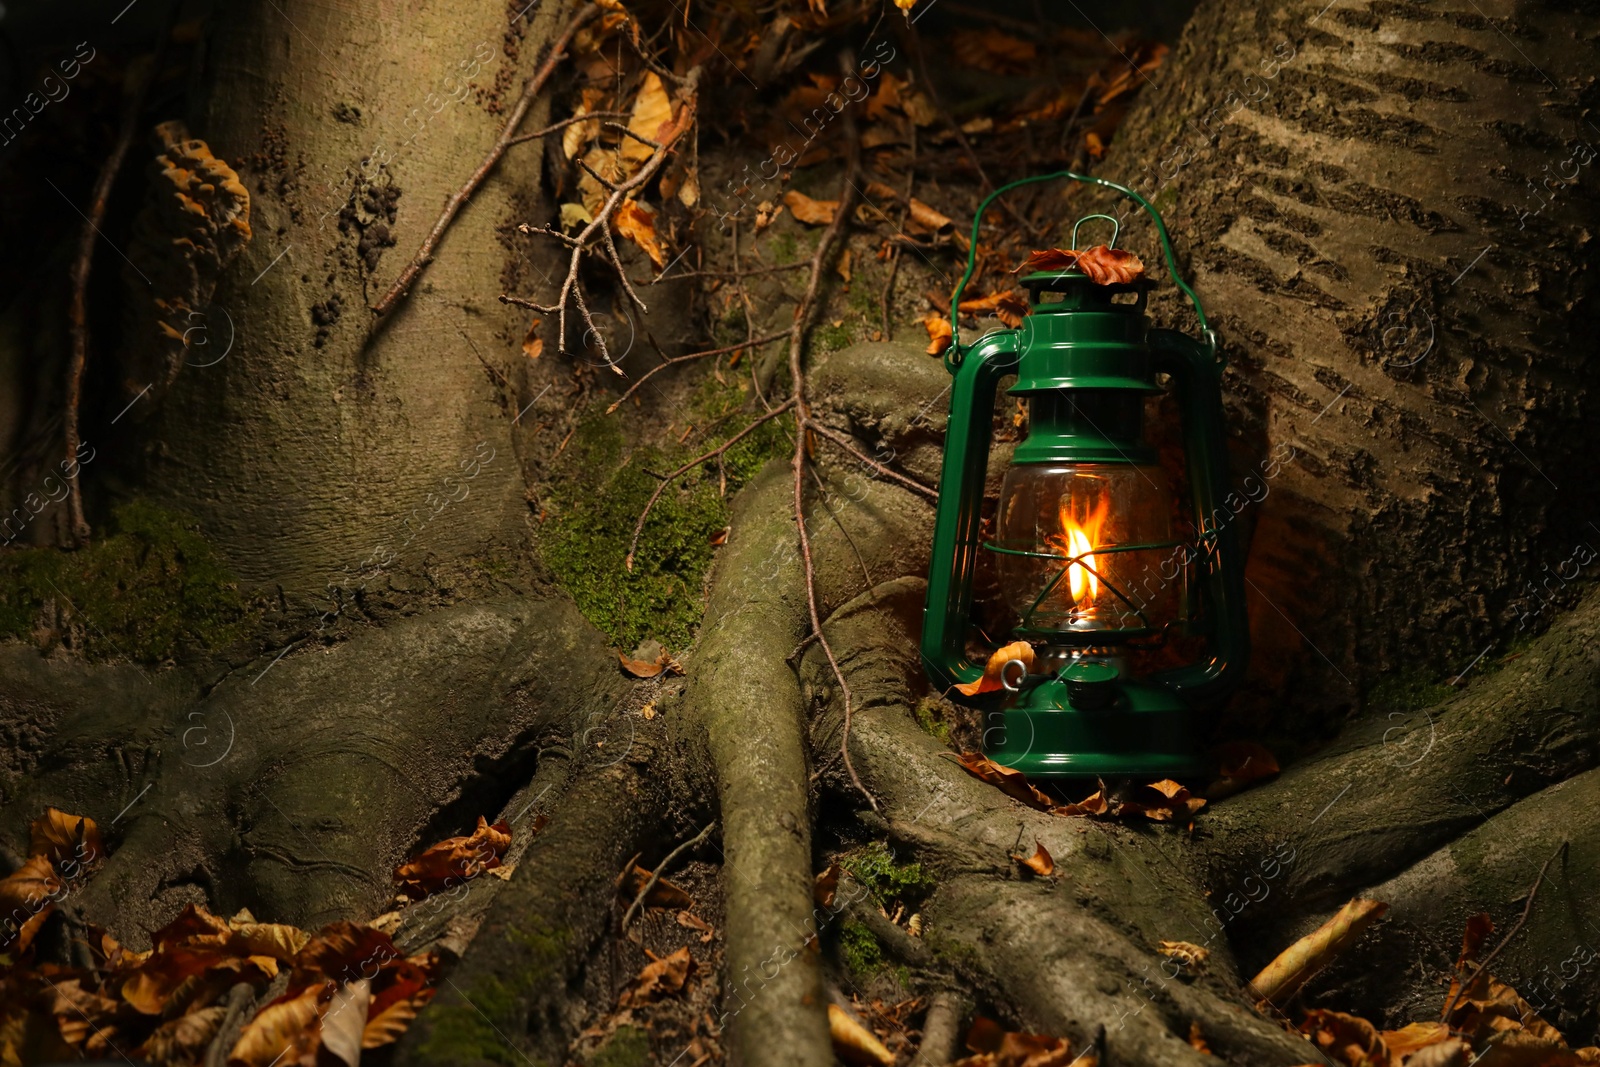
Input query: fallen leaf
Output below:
<box><xmin>954</xmin><ymin>640</ymin><xmax>1036</xmax><ymax>696</ymax></box>
<box><xmin>784</xmin><ymin>189</ymin><xmax>839</xmax><ymax>226</ymax></box>
<box><xmin>814</xmin><ymin>864</ymin><xmax>841</xmax><ymax>908</ymax></box>
<box><xmin>617</xmin><ymin>649</ymin><xmax>684</xmax><ymax>678</ymax></box>
<box><xmin>959</xmin><ymin>288</ymin><xmax>1030</xmax><ymax>328</ymax></box>
<box><xmin>1187</xmin><ymin>1020</ymin><xmax>1210</xmax><ymax>1055</ymax></box>
<box><xmin>639</xmin><ymin>701</ymin><xmax>657</xmax><ymax>720</ymax></box>
<box><xmin>1207</xmin><ymin>740</ymin><xmax>1281</xmax><ymax>799</ymax></box>
<box><xmin>907</xmin><ymin>197</ymin><xmax>956</xmax><ymax>239</ymax></box>
<box><xmin>678</xmin><ymin>164</ymin><xmax>700</xmax><ymax>208</ymax></box>
<box><xmin>319</xmin><ymin>979</ymin><xmax>370</xmax><ymax>1067</ymax></box>
<box><xmin>1160</xmin><ymin>941</ymin><xmax>1210</xmax><ymax>972</ymax></box>
<box><xmin>620</xmin><ymin>863</ymin><xmax>695</xmax><ymax>910</ymax></box>
<box><xmin>677</xmin><ymin>910</ymin><xmax>715</xmax><ymax>943</ymax></box>
<box><xmin>522</xmin><ymin>319</ymin><xmax>544</xmax><ymax>360</ymax></box>
<box><xmin>620</xmin><ymin>946</ymin><xmax>692</xmax><ymax>1005</ymax></box>
<box><xmin>754</xmin><ymin>200</ymin><xmax>784</xmax><ymax>231</ymax></box>
<box><xmin>623</xmin><ymin>72</ymin><xmax>672</xmax><ymax>167</ymax></box>
<box><xmin>1015</xmin><ymin>841</ymin><xmax>1053</xmax><ymax>877</ymax></box>
<box><xmin>559</xmin><ymin>201</ymin><xmax>593</xmax><ymax>231</ymax></box>
<box><xmin>228</xmin><ymin>984</ymin><xmax>327</xmax><ymax>1067</ymax></box>
<box><xmin>1121</xmin><ymin>779</ymin><xmax>1206</xmax><ymax>822</ymax></box>
<box><xmin>0</xmin><ymin>855</ymin><xmax>64</xmax><ymax>951</ymax></box>
<box><xmin>577</xmin><ymin>146</ymin><xmax>623</xmax><ymax>217</ymax></box>
<box><xmin>829</xmin><ymin>1003</ymin><xmax>894</xmax><ymax>1066</ymax></box>
<box><xmin>362</xmin><ymin>954</ymin><xmax>438</xmax><ymax>1049</ymax></box>
<box><xmin>1381</xmin><ymin>1021</ymin><xmax>1451</xmax><ymax>1058</ymax></box>
<box><xmin>135</xmin><ymin>1004</ymin><xmax>227</xmax><ymax>1065</ymax></box>
<box><xmin>1084</xmin><ymin>131</ymin><xmax>1105</xmax><ymax>160</ymax></box>
<box><xmin>836</xmin><ymin>247</ymin><xmax>853</xmax><ymax>284</ymax></box>
<box><xmin>1013</xmin><ymin>245</ymin><xmax>1147</xmax><ymax>286</ymax></box>
<box><xmin>1251</xmin><ymin>898</ymin><xmax>1388</xmax><ymax>1005</ymax></box>
<box><xmin>614</xmin><ymin>199</ymin><xmax>667</xmax><ymax>268</ymax></box>
<box><xmin>394</xmin><ymin>817</ymin><xmax>512</xmax><ymax>900</ymax></box>
<box><xmin>28</xmin><ymin>807</ymin><xmax>105</xmax><ymax>869</ymax></box>
<box><xmin>922</xmin><ymin>313</ymin><xmax>953</xmax><ymax>356</ymax></box>
<box><xmin>562</xmin><ymin>87</ymin><xmax>607</xmax><ymax>161</ymax></box>
<box><xmin>945</xmin><ymin>751</ymin><xmax>1054</xmax><ymax>811</ymax></box>
<box><xmin>1299</xmin><ymin>1010</ymin><xmax>1392</xmax><ymax>1067</ymax></box>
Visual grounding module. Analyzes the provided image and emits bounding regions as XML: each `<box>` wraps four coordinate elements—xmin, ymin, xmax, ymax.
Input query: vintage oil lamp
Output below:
<box><xmin>921</xmin><ymin>172</ymin><xmax>1248</xmax><ymax>780</ymax></box>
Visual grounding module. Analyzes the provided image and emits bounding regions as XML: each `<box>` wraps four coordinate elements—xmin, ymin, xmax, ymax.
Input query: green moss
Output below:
<box><xmin>544</xmin><ymin>395</ymin><xmax>789</xmax><ymax>650</ymax></box>
<box><xmin>838</xmin><ymin>919</ymin><xmax>883</xmax><ymax>975</ymax></box>
<box><xmin>586</xmin><ymin>1026</ymin><xmax>650</xmax><ymax>1067</ymax></box>
<box><xmin>1367</xmin><ymin>670</ymin><xmax>1453</xmax><ymax>713</ymax></box>
<box><xmin>816</xmin><ymin>320</ymin><xmax>853</xmax><ymax>352</ymax></box>
<box><xmin>912</xmin><ymin>696</ymin><xmax>951</xmax><ymax>743</ymax></box>
<box><xmin>840</xmin><ymin>841</ymin><xmax>936</xmax><ymax>910</ymax></box>
<box><xmin>411</xmin><ymin>920</ymin><xmax>567</xmax><ymax>1065</ymax></box>
<box><xmin>769</xmin><ymin>230</ymin><xmax>798</xmax><ymax>264</ymax></box>
<box><xmin>0</xmin><ymin>500</ymin><xmax>247</xmax><ymax>663</ymax></box>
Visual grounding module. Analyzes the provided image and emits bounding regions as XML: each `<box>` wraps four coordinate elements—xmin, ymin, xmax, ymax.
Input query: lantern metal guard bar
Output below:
<box><xmin>920</xmin><ymin>171</ymin><xmax>1249</xmax><ymax>781</ymax></box>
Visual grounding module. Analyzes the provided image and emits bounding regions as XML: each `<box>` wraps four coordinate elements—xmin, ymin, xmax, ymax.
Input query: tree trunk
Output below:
<box><xmin>1104</xmin><ymin>0</ymin><xmax>1600</xmax><ymax>719</ymax></box>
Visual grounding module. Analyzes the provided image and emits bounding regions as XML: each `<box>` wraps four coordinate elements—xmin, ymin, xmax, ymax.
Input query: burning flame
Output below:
<box><xmin>1045</xmin><ymin>498</ymin><xmax>1109</xmax><ymax>605</ymax></box>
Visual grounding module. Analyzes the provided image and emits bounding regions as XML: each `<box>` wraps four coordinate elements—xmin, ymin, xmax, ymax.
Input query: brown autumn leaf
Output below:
<box><xmin>614</xmin><ymin>199</ymin><xmax>667</xmax><ymax>268</ymax></box>
<box><xmin>922</xmin><ymin>312</ymin><xmax>953</xmax><ymax>356</ymax></box>
<box><xmin>1300</xmin><ymin>1010</ymin><xmax>1394</xmax><ymax>1067</ymax></box>
<box><xmin>1121</xmin><ymin>778</ymin><xmax>1206</xmax><ymax>822</ymax></box>
<box><xmin>521</xmin><ymin>318</ymin><xmax>544</xmax><ymax>360</ymax></box>
<box><xmin>29</xmin><ymin>807</ymin><xmax>105</xmax><ymax>869</ymax></box>
<box><xmin>1380</xmin><ymin>1021</ymin><xmax>1451</xmax><ymax>1059</ymax></box>
<box><xmin>561</xmin><ymin>86</ymin><xmax>607</xmax><ymax>161</ymax></box>
<box><xmin>784</xmin><ymin>189</ymin><xmax>840</xmax><ymax>226</ymax></box>
<box><xmin>618</xmin><ymin>648</ymin><xmax>684</xmax><ymax>678</ymax></box>
<box><xmin>836</xmin><ymin>247</ymin><xmax>853</xmax><ymax>284</ymax></box>
<box><xmin>619</xmin><ymin>945</ymin><xmax>692</xmax><ymax>1006</ymax></box>
<box><xmin>1251</xmin><ymin>898</ymin><xmax>1388</xmax><ymax>1006</ymax></box>
<box><xmin>0</xmin><ymin>854</ymin><xmax>63</xmax><ymax>951</ymax></box>
<box><xmin>958</xmin><ymin>288</ymin><xmax>1030</xmax><ymax>328</ymax></box>
<box><xmin>954</xmin><ymin>640</ymin><xmax>1036</xmax><ymax>697</ymax></box>
<box><xmin>623</xmin><ymin>72</ymin><xmax>672</xmax><ymax>168</ymax></box>
<box><xmin>1012</xmin><ymin>245</ymin><xmax>1147</xmax><ymax>286</ymax></box>
<box><xmin>1051</xmin><ymin>787</ymin><xmax>1111</xmax><ymax>818</ymax></box>
<box><xmin>677</xmin><ymin>909</ymin><xmax>716</xmax><ymax>944</ymax></box>
<box><xmin>1187</xmin><ymin>1020</ymin><xmax>1211</xmax><ymax>1055</ymax></box>
<box><xmin>319</xmin><ymin>979</ymin><xmax>370</xmax><ymax>1067</ymax></box>
<box><xmin>907</xmin><ymin>197</ymin><xmax>957</xmax><ymax>238</ymax></box>
<box><xmin>814</xmin><ymin>864</ymin><xmax>841</xmax><ymax>908</ymax></box>
<box><xmin>950</xmin><ymin>28</ymin><xmax>1037</xmax><ymax>75</ymax></box>
<box><xmin>394</xmin><ymin>817</ymin><xmax>512</xmax><ymax>900</ymax></box>
<box><xmin>136</xmin><ymin>1004</ymin><xmax>227</xmax><ymax>1065</ymax></box>
<box><xmin>363</xmin><ymin>956</ymin><xmax>439</xmax><ymax>1049</ymax></box>
<box><xmin>42</xmin><ymin>976</ymin><xmax>122</xmax><ymax>1049</ymax></box>
<box><xmin>1015</xmin><ymin>841</ymin><xmax>1054</xmax><ymax>877</ymax></box>
<box><xmin>953</xmin><ymin>1025</ymin><xmax>1095</xmax><ymax>1066</ymax></box>
<box><xmin>228</xmin><ymin>983</ymin><xmax>327</xmax><ymax>1067</ymax></box>
<box><xmin>1207</xmin><ymin>740</ymin><xmax>1281</xmax><ymax>799</ymax></box>
<box><xmin>1160</xmin><ymin>941</ymin><xmax>1210</xmax><ymax>972</ymax></box>
<box><xmin>829</xmin><ymin>1002</ymin><xmax>895</xmax><ymax>1066</ymax></box>
<box><xmin>945</xmin><ymin>751</ymin><xmax>1054</xmax><ymax>812</ymax></box>
<box><xmin>620</xmin><ymin>862</ymin><xmax>695</xmax><ymax>910</ymax></box>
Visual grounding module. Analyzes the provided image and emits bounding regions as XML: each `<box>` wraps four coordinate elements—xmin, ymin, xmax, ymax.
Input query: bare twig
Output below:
<box><xmin>808</xmin><ymin>422</ymin><xmax>938</xmax><ymax>501</ymax></box>
<box><xmin>624</xmin><ymin>400</ymin><xmax>794</xmax><ymax>571</ymax></box>
<box><xmin>371</xmin><ymin>4</ymin><xmax>601</xmax><ymax>317</ymax></box>
<box><xmin>64</xmin><ymin>8</ymin><xmax>177</xmax><ymax>544</ymax></box>
<box><xmin>789</xmin><ymin>52</ymin><xmax>876</xmax><ymax>813</ymax></box>
<box><xmin>621</xmin><ymin>820</ymin><xmax>716</xmax><ymax>934</ymax></box>
<box><xmin>605</xmin><ymin>331</ymin><xmax>788</xmax><ymax>414</ymax></box>
<box><xmin>504</xmin><ymin>109</ymin><xmax>629</xmax><ymax>148</ymax></box>
<box><xmin>1441</xmin><ymin>843</ymin><xmax>1564</xmax><ymax>1023</ymax></box>
<box><xmin>880</xmin><ymin>124</ymin><xmax>917</xmax><ymax>340</ymax></box>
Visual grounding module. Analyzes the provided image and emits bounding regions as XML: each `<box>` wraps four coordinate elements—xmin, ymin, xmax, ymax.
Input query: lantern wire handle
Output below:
<box><xmin>946</xmin><ymin>170</ymin><xmax>1219</xmax><ymax>366</ymax></box>
<box><xmin>1070</xmin><ymin>213</ymin><xmax>1120</xmax><ymax>250</ymax></box>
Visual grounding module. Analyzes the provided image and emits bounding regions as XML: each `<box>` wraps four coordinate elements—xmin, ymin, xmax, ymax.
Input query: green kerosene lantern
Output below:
<box><xmin>921</xmin><ymin>172</ymin><xmax>1248</xmax><ymax>781</ymax></box>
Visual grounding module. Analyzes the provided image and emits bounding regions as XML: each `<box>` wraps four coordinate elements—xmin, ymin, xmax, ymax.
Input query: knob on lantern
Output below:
<box><xmin>919</xmin><ymin>171</ymin><xmax>1249</xmax><ymax>782</ymax></box>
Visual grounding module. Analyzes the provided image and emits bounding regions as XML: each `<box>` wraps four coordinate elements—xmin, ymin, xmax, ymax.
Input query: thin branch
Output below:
<box><xmin>789</xmin><ymin>51</ymin><xmax>876</xmax><ymax>813</ymax></box>
<box><xmin>630</xmin><ymin>261</ymin><xmax>808</xmax><ymax>285</ymax></box>
<box><xmin>605</xmin><ymin>330</ymin><xmax>788</xmax><ymax>414</ymax></box>
<box><xmin>64</xmin><ymin>7</ymin><xmax>177</xmax><ymax>545</ymax></box>
<box><xmin>880</xmin><ymin>124</ymin><xmax>917</xmax><ymax>340</ymax></box>
<box><xmin>1442</xmin><ymin>843</ymin><xmax>1564</xmax><ymax>1023</ymax></box>
<box><xmin>621</xmin><ymin>820</ymin><xmax>717</xmax><ymax>933</ymax></box>
<box><xmin>370</xmin><ymin>3</ymin><xmax>601</xmax><ymax>317</ymax></box>
<box><xmin>504</xmin><ymin>109</ymin><xmax>629</xmax><ymax>148</ymax></box>
<box><xmin>623</xmin><ymin>400</ymin><xmax>794</xmax><ymax>571</ymax></box>
<box><xmin>808</xmin><ymin>422</ymin><xmax>938</xmax><ymax>501</ymax></box>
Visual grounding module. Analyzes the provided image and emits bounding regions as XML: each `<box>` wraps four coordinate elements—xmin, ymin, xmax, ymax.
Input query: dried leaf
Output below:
<box><xmin>814</xmin><ymin>864</ymin><xmax>841</xmax><ymax>908</ymax></box>
<box><xmin>577</xmin><ymin>146</ymin><xmax>623</xmax><ymax>217</ymax></box>
<box><xmin>620</xmin><ymin>863</ymin><xmax>695</xmax><ymax>910</ymax></box>
<box><xmin>1251</xmin><ymin>898</ymin><xmax>1388</xmax><ymax>1005</ymax></box>
<box><xmin>954</xmin><ymin>640</ymin><xmax>1035</xmax><ymax>696</ymax></box>
<box><xmin>362</xmin><ymin>955</ymin><xmax>438</xmax><ymax>1049</ymax></box>
<box><xmin>922</xmin><ymin>313</ymin><xmax>953</xmax><ymax>356</ymax></box>
<box><xmin>906</xmin><ymin>197</ymin><xmax>955</xmax><ymax>237</ymax></box>
<box><xmin>1160</xmin><ymin>940</ymin><xmax>1210</xmax><ymax>972</ymax></box>
<box><xmin>620</xmin><ymin>946</ymin><xmax>692</xmax><ymax>1005</ymax></box>
<box><xmin>946</xmin><ymin>751</ymin><xmax>1054</xmax><ymax>811</ymax></box>
<box><xmin>228</xmin><ymin>984</ymin><xmax>326</xmax><ymax>1067</ymax></box>
<box><xmin>562</xmin><ymin>87</ymin><xmax>607</xmax><ymax>161</ymax></box>
<box><xmin>1051</xmin><ymin>788</ymin><xmax>1111</xmax><ymax>818</ymax></box>
<box><xmin>1187</xmin><ymin>1020</ymin><xmax>1210</xmax><ymax>1055</ymax></box>
<box><xmin>1012</xmin><ymin>245</ymin><xmax>1146</xmax><ymax>286</ymax></box>
<box><xmin>614</xmin><ymin>199</ymin><xmax>667</xmax><ymax>268</ymax></box>
<box><xmin>624</xmin><ymin>72</ymin><xmax>672</xmax><ymax>167</ymax></box>
<box><xmin>135</xmin><ymin>1005</ymin><xmax>227</xmax><ymax>1065</ymax></box>
<box><xmin>1016</xmin><ymin>841</ymin><xmax>1054</xmax><ymax>877</ymax></box>
<box><xmin>678</xmin><ymin>164</ymin><xmax>700</xmax><ymax>208</ymax></box>
<box><xmin>836</xmin><ymin>248</ymin><xmax>853</xmax><ymax>284</ymax></box>
<box><xmin>617</xmin><ymin>649</ymin><xmax>684</xmax><ymax>678</ymax></box>
<box><xmin>828</xmin><ymin>1003</ymin><xmax>895</xmax><ymax>1066</ymax></box>
<box><xmin>559</xmin><ymin>201</ymin><xmax>593</xmax><ymax>231</ymax></box>
<box><xmin>1207</xmin><ymin>740</ymin><xmax>1281</xmax><ymax>799</ymax></box>
<box><xmin>959</xmin><ymin>289</ymin><xmax>1030</xmax><ymax>328</ymax></box>
<box><xmin>784</xmin><ymin>190</ymin><xmax>839</xmax><ymax>226</ymax></box>
<box><xmin>319</xmin><ymin>979</ymin><xmax>370</xmax><ymax>1067</ymax></box>
<box><xmin>1381</xmin><ymin>1021</ymin><xmax>1451</xmax><ymax>1058</ymax></box>
<box><xmin>1299</xmin><ymin>1010</ymin><xmax>1392</xmax><ymax>1067</ymax></box>
<box><xmin>522</xmin><ymin>319</ymin><xmax>544</xmax><ymax>360</ymax></box>
<box><xmin>28</xmin><ymin>808</ymin><xmax>104</xmax><ymax>869</ymax></box>
<box><xmin>0</xmin><ymin>855</ymin><xmax>63</xmax><ymax>952</ymax></box>
<box><xmin>676</xmin><ymin>910</ymin><xmax>715</xmax><ymax>943</ymax></box>
<box><xmin>394</xmin><ymin>817</ymin><xmax>512</xmax><ymax>900</ymax></box>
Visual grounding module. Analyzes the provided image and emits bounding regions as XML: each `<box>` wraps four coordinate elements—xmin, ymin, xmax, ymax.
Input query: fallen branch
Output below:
<box><xmin>370</xmin><ymin>3</ymin><xmax>601</xmax><ymax>317</ymax></box>
<box><xmin>605</xmin><ymin>330</ymin><xmax>789</xmax><ymax>414</ymax></box>
<box><xmin>790</xmin><ymin>51</ymin><xmax>875</xmax><ymax>812</ymax></box>
<box><xmin>1440</xmin><ymin>843</ymin><xmax>1564</xmax><ymax>1022</ymax></box>
<box><xmin>620</xmin><ymin>819</ymin><xmax>716</xmax><ymax>934</ymax></box>
<box><xmin>808</xmin><ymin>422</ymin><xmax>938</xmax><ymax>501</ymax></box>
<box><xmin>64</xmin><ymin>8</ymin><xmax>178</xmax><ymax>544</ymax></box>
